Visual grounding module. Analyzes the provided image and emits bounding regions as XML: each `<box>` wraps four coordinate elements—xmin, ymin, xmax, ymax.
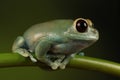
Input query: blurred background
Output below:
<box><xmin>0</xmin><ymin>0</ymin><xmax>119</xmax><ymax>80</ymax></box>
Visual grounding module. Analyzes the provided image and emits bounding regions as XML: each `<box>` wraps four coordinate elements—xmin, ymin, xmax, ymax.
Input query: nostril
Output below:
<box><xmin>93</xmin><ymin>30</ymin><xmax>96</xmax><ymax>34</ymax></box>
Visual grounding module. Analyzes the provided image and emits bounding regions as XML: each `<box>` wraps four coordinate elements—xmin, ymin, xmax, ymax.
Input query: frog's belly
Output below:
<box><xmin>50</xmin><ymin>43</ymin><xmax>85</xmax><ymax>54</ymax></box>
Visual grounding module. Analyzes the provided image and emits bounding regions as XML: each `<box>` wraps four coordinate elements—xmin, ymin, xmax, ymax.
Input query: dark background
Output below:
<box><xmin>0</xmin><ymin>0</ymin><xmax>119</xmax><ymax>80</ymax></box>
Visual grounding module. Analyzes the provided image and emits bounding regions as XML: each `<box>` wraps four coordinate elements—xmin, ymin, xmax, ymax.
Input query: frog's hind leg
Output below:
<box><xmin>12</xmin><ymin>36</ymin><xmax>28</xmax><ymax>57</ymax></box>
<box><xmin>59</xmin><ymin>52</ymin><xmax>84</xmax><ymax>69</ymax></box>
<box><xmin>12</xmin><ymin>36</ymin><xmax>37</xmax><ymax>62</ymax></box>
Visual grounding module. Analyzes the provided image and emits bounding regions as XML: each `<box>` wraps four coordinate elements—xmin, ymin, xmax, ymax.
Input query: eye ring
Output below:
<box><xmin>74</xmin><ymin>18</ymin><xmax>88</xmax><ymax>33</ymax></box>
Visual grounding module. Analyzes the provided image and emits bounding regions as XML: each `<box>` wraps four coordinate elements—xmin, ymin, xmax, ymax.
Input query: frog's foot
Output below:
<box><xmin>59</xmin><ymin>63</ymin><xmax>66</xmax><ymax>69</ymax></box>
<box><xmin>59</xmin><ymin>54</ymin><xmax>76</xmax><ymax>69</ymax></box>
<box><xmin>14</xmin><ymin>48</ymin><xmax>29</xmax><ymax>57</ymax></box>
<box><xmin>59</xmin><ymin>59</ymin><xmax>69</xmax><ymax>69</ymax></box>
<box><xmin>46</xmin><ymin>55</ymin><xmax>65</xmax><ymax>70</ymax></box>
<box><xmin>28</xmin><ymin>54</ymin><xmax>37</xmax><ymax>62</ymax></box>
<box><xmin>50</xmin><ymin>59</ymin><xmax>63</xmax><ymax>70</ymax></box>
<box><xmin>50</xmin><ymin>62</ymin><xmax>60</xmax><ymax>70</ymax></box>
<box><xmin>14</xmin><ymin>48</ymin><xmax>37</xmax><ymax>62</ymax></box>
<box><xmin>50</xmin><ymin>61</ymin><xmax>66</xmax><ymax>70</ymax></box>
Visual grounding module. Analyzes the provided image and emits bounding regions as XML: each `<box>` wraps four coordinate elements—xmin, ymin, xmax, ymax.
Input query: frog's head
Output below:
<box><xmin>65</xmin><ymin>18</ymin><xmax>99</xmax><ymax>45</ymax></box>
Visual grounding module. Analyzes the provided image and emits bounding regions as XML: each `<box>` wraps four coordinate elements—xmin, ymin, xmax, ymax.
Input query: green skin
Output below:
<box><xmin>12</xmin><ymin>18</ymin><xmax>99</xmax><ymax>70</ymax></box>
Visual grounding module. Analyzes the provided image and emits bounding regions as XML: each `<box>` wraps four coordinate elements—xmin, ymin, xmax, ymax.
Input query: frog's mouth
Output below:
<box><xmin>72</xmin><ymin>39</ymin><xmax>96</xmax><ymax>47</ymax></box>
<box><xmin>67</xmin><ymin>33</ymin><xmax>99</xmax><ymax>43</ymax></box>
<box><xmin>65</xmin><ymin>26</ymin><xmax>99</xmax><ymax>42</ymax></box>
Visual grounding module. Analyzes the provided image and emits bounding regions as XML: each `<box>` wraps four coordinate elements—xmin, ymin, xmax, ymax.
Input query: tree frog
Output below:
<box><xmin>12</xmin><ymin>18</ymin><xmax>99</xmax><ymax>70</ymax></box>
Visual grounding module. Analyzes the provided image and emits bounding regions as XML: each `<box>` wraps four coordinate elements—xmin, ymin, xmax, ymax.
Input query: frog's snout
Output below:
<box><xmin>92</xmin><ymin>29</ymin><xmax>99</xmax><ymax>41</ymax></box>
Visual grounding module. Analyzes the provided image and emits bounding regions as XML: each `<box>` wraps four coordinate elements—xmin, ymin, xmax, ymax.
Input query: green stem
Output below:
<box><xmin>0</xmin><ymin>53</ymin><xmax>120</xmax><ymax>77</ymax></box>
<box><xmin>68</xmin><ymin>55</ymin><xmax>120</xmax><ymax>77</ymax></box>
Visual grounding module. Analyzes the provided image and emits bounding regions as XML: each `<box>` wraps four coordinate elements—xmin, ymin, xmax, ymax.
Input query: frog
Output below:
<box><xmin>12</xmin><ymin>18</ymin><xmax>99</xmax><ymax>70</ymax></box>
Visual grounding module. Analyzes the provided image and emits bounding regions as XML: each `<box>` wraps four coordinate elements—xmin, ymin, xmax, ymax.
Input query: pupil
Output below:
<box><xmin>76</xmin><ymin>20</ymin><xmax>88</xmax><ymax>32</ymax></box>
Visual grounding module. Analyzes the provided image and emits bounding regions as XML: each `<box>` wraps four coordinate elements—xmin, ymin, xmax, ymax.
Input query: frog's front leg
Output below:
<box><xmin>59</xmin><ymin>52</ymin><xmax>85</xmax><ymax>69</ymax></box>
<box><xmin>59</xmin><ymin>54</ymin><xmax>76</xmax><ymax>69</ymax></box>
<box><xmin>35</xmin><ymin>39</ymin><xmax>60</xmax><ymax>70</ymax></box>
<box><xmin>12</xmin><ymin>36</ymin><xmax>37</xmax><ymax>62</ymax></box>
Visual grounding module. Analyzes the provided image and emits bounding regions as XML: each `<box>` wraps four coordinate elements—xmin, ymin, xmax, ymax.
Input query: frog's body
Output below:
<box><xmin>24</xmin><ymin>20</ymin><xmax>73</xmax><ymax>53</ymax></box>
<box><xmin>12</xmin><ymin>18</ymin><xmax>99</xmax><ymax>70</ymax></box>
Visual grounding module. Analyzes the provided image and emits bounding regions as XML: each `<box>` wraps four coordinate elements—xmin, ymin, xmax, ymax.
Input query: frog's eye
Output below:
<box><xmin>75</xmin><ymin>19</ymin><xmax>88</xmax><ymax>33</ymax></box>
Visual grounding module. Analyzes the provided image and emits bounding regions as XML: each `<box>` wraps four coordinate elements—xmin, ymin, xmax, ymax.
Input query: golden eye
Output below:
<box><xmin>75</xmin><ymin>19</ymin><xmax>88</xmax><ymax>33</ymax></box>
<box><xmin>86</xmin><ymin>19</ymin><xmax>93</xmax><ymax>27</ymax></box>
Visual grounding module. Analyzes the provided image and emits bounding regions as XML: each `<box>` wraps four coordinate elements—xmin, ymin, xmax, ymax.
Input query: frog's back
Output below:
<box><xmin>23</xmin><ymin>19</ymin><xmax>73</xmax><ymax>48</ymax></box>
<box><xmin>25</xmin><ymin>19</ymin><xmax>73</xmax><ymax>33</ymax></box>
